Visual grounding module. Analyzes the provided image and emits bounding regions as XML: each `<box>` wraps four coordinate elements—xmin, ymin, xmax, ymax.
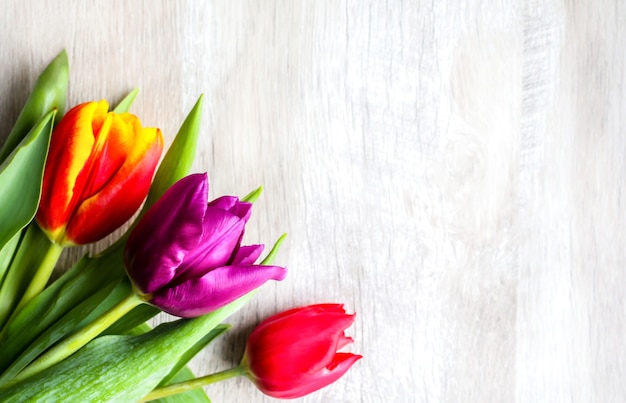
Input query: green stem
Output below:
<box><xmin>12</xmin><ymin>291</ymin><xmax>144</xmax><ymax>382</ymax></box>
<box><xmin>12</xmin><ymin>240</ymin><xmax>63</xmax><ymax>313</ymax></box>
<box><xmin>0</xmin><ymin>224</ymin><xmax>57</xmax><ymax>331</ymax></box>
<box><xmin>139</xmin><ymin>366</ymin><xmax>246</xmax><ymax>402</ymax></box>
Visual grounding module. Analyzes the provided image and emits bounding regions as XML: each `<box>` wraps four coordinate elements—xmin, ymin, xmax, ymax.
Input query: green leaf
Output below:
<box><xmin>150</xmin><ymin>367</ymin><xmax>212</xmax><ymax>403</ymax></box>
<box><xmin>110</xmin><ymin>322</ymin><xmax>214</xmax><ymax>403</ymax></box>
<box><xmin>0</xmin><ymin>111</ymin><xmax>54</xmax><ymax>250</ymax></box>
<box><xmin>241</xmin><ymin>186</ymin><xmax>263</xmax><ymax>203</ymax></box>
<box><xmin>113</xmin><ymin>88</ymin><xmax>140</xmax><ymax>113</ymax></box>
<box><xmin>0</xmin><ymin>244</ymin><xmax>126</xmax><ymax>374</ymax></box>
<box><xmin>0</xmin><ymin>50</ymin><xmax>68</xmax><ymax>163</ymax></box>
<box><xmin>260</xmin><ymin>233</ymin><xmax>288</xmax><ymax>265</ymax></box>
<box><xmin>0</xmin><ymin>232</ymin><xmax>21</xmax><ymax>289</ymax></box>
<box><xmin>103</xmin><ymin>303</ymin><xmax>160</xmax><ymax>336</ymax></box>
<box><xmin>0</xmin><ymin>279</ymin><xmax>130</xmax><ymax>382</ymax></box>
<box><xmin>0</xmin><ymin>293</ymin><xmax>254</xmax><ymax>402</ymax></box>
<box><xmin>0</xmin><ymin>225</ymin><xmax>54</xmax><ymax>331</ymax></box>
<box><xmin>0</xmin><ymin>113</ymin><xmax>55</xmax><ymax>329</ymax></box>
<box><xmin>145</xmin><ymin>95</ymin><xmax>204</xmax><ymax>209</ymax></box>
<box><xmin>158</xmin><ymin>324</ymin><xmax>230</xmax><ymax>387</ymax></box>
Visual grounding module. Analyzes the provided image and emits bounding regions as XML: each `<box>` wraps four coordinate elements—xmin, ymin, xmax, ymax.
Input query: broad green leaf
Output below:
<box><xmin>145</xmin><ymin>95</ymin><xmax>204</xmax><ymax>208</ymax></box>
<box><xmin>0</xmin><ymin>111</ymin><xmax>54</xmax><ymax>250</ymax></box>
<box><xmin>113</xmin><ymin>88</ymin><xmax>140</xmax><ymax>113</ymax></box>
<box><xmin>158</xmin><ymin>324</ymin><xmax>230</xmax><ymax>387</ymax></box>
<box><xmin>0</xmin><ymin>280</ymin><xmax>212</xmax><ymax>403</ymax></box>
<box><xmin>0</xmin><ymin>50</ymin><xmax>68</xmax><ymax>163</ymax></box>
<box><xmin>0</xmin><ymin>244</ymin><xmax>125</xmax><ymax>373</ymax></box>
<box><xmin>0</xmin><ymin>280</ymin><xmax>129</xmax><ymax>382</ymax></box>
<box><xmin>0</xmin><ymin>293</ymin><xmax>254</xmax><ymax>402</ymax></box>
<box><xmin>125</xmin><ymin>322</ymin><xmax>214</xmax><ymax>403</ymax></box>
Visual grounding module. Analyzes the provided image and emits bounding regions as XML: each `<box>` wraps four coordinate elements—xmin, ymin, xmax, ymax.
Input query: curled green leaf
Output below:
<box><xmin>0</xmin><ymin>110</ymin><xmax>55</xmax><ymax>250</ymax></box>
<box><xmin>0</xmin><ymin>50</ymin><xmax>68</xmax><ymax>163</ymax></box>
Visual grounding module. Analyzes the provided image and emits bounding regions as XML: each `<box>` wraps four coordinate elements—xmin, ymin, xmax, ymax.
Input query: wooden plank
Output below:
<box><xmin>0</xmin><ymin>1</ymin><xmax>624</xmax><ymax>401</ymax></box>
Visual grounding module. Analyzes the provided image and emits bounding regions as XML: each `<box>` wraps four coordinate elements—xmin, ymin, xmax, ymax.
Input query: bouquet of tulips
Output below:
<box><xmin>0</xmin><ymin>51</ymin><xmax>361</xmax><ymax>402</ymax></box>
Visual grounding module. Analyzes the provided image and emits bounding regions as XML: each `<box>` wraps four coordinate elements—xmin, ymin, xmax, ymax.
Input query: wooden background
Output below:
<box><xmin>1</xmin><ymin>1</ymin><xmax>625</xmax><ymax>402</ymax></box>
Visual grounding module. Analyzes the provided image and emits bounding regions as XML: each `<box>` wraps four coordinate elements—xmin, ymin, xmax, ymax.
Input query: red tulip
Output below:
<box><xmin>36</xmin><ymin>100</ymin><xmax>163</xmax><ymax>245</ymax></box>
<box><xmin>242</xmin><ymin>304</ymin><xmax>361</xmax><ymax>399</ymax></box>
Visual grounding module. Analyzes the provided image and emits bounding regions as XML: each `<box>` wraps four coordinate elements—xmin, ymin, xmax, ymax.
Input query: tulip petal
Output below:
<box><xmin>336</xmin><ymin>332</ymin><xmax>354</xmax><ymax>350</ymax></box>
<box><xmin>66</xmin><ymin>127</ymin><xmax>163</xmax><ymax>244</ymax></box>
<box><xmin>231</xmin><ymin>244</ymin><xmax>264</xmax><ymax>265</ymax></box>
<box><xmin>258</xmin><ymin>353</ymin><xmax>362</xmax><ymax>399</ymax></box>
<box><xmin>36</xmin><ymin>101</ymin><xmax>103</xmax><ymax>236</ymax></box>
<box><xmin>124</xmin><ymin>174</ymin><xmax>208</xmax><ymax>294</ymax></box>
<box><xmin>176</xmin><ymin>207</ymin><xmax>245</xmax><ymax>277</ymax></box>
<box><xmin>151</xmin><ymin>264</ymin><xmax>287</xmax><ymax>317</ymax></box>
<box><xmin>61</xmin><ymin>101</ymin><xmax>112</xmax><ymax>217</ymax></box>
<box><xmin>254</xmin><ymin>304</ymin><xmax>347</xmax><ymax>326</ymax></box>
<box><xmin>76</xmin><ymin>112</ymin><xmax>136</xmax><ymax>199</ymax></box>
<box><xmin>208</xmin><ymin>196</ymin><xmax>252</xmax><ymax>222</ymax></box>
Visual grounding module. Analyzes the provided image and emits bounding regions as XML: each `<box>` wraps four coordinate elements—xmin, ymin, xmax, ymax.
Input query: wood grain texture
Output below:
<box><xmin>1</xmin><ymin>1</ymin><xmax>624</xmax><ymax>402</ymax></box>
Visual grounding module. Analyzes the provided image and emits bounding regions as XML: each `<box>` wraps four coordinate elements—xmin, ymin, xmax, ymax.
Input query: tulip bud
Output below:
<box><xmin>124</xmin><ymin>173</ymin><xmax>286</xmax><ymax>317</ymax></box>
<box><xmin>242</xmin><ymin>304</ymin><xmax>362</xmax><ymax>399</ymax></box>
<box><xmin>36</xmin><ymin>100</ymin><xmax>163</xmax><ymax>245</ymax></box>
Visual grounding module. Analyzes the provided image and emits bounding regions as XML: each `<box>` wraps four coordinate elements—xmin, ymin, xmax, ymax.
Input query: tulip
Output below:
<box><xmin>36</xmin><ymin>100</ymin><xmax>163</xmax><ymax>245</ymax></box>
<box><xmin>124</xmin><ymin>173</ymin><xmax>286</xmax><ymax>317</ymax></box>
<box><xmin>242</xmin><ymin>304</ymin><xmax>362</xmax><ymax>399</ymax></box>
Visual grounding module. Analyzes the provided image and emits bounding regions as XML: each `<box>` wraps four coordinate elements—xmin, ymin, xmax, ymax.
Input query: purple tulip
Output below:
<box><xmin>124</xmin><ymin>173</ymin><xmax>287</xmax><ymax>317</ymax></box>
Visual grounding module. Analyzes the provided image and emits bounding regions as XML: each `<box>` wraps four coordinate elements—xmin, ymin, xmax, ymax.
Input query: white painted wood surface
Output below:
<box><xmin>1</xmin><ymin>1</ymin><xmax>625</xmax><ymax>402</ymax></box>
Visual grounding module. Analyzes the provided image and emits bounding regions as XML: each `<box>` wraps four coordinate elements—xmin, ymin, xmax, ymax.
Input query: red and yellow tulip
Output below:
<box><xmin>36</xmin><ymin>100</ymin><xmax>163</xmax><ymax>245</ymax></box>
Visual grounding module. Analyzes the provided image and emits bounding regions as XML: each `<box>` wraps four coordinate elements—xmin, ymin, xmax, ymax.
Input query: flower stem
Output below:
<box><xmin>139</xmin><ymin>366</ymin><xmax>246</xmax><ymax>402</ymax></box>
<box><xmin>12</xmin><ymin>291</ymin><xmax>143</xmax><ymax>382</ymax></box>
<box><xmin>13</xmin><ymin>240</ymin><xmax>63</xmax><ymax>313</ymax></box>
